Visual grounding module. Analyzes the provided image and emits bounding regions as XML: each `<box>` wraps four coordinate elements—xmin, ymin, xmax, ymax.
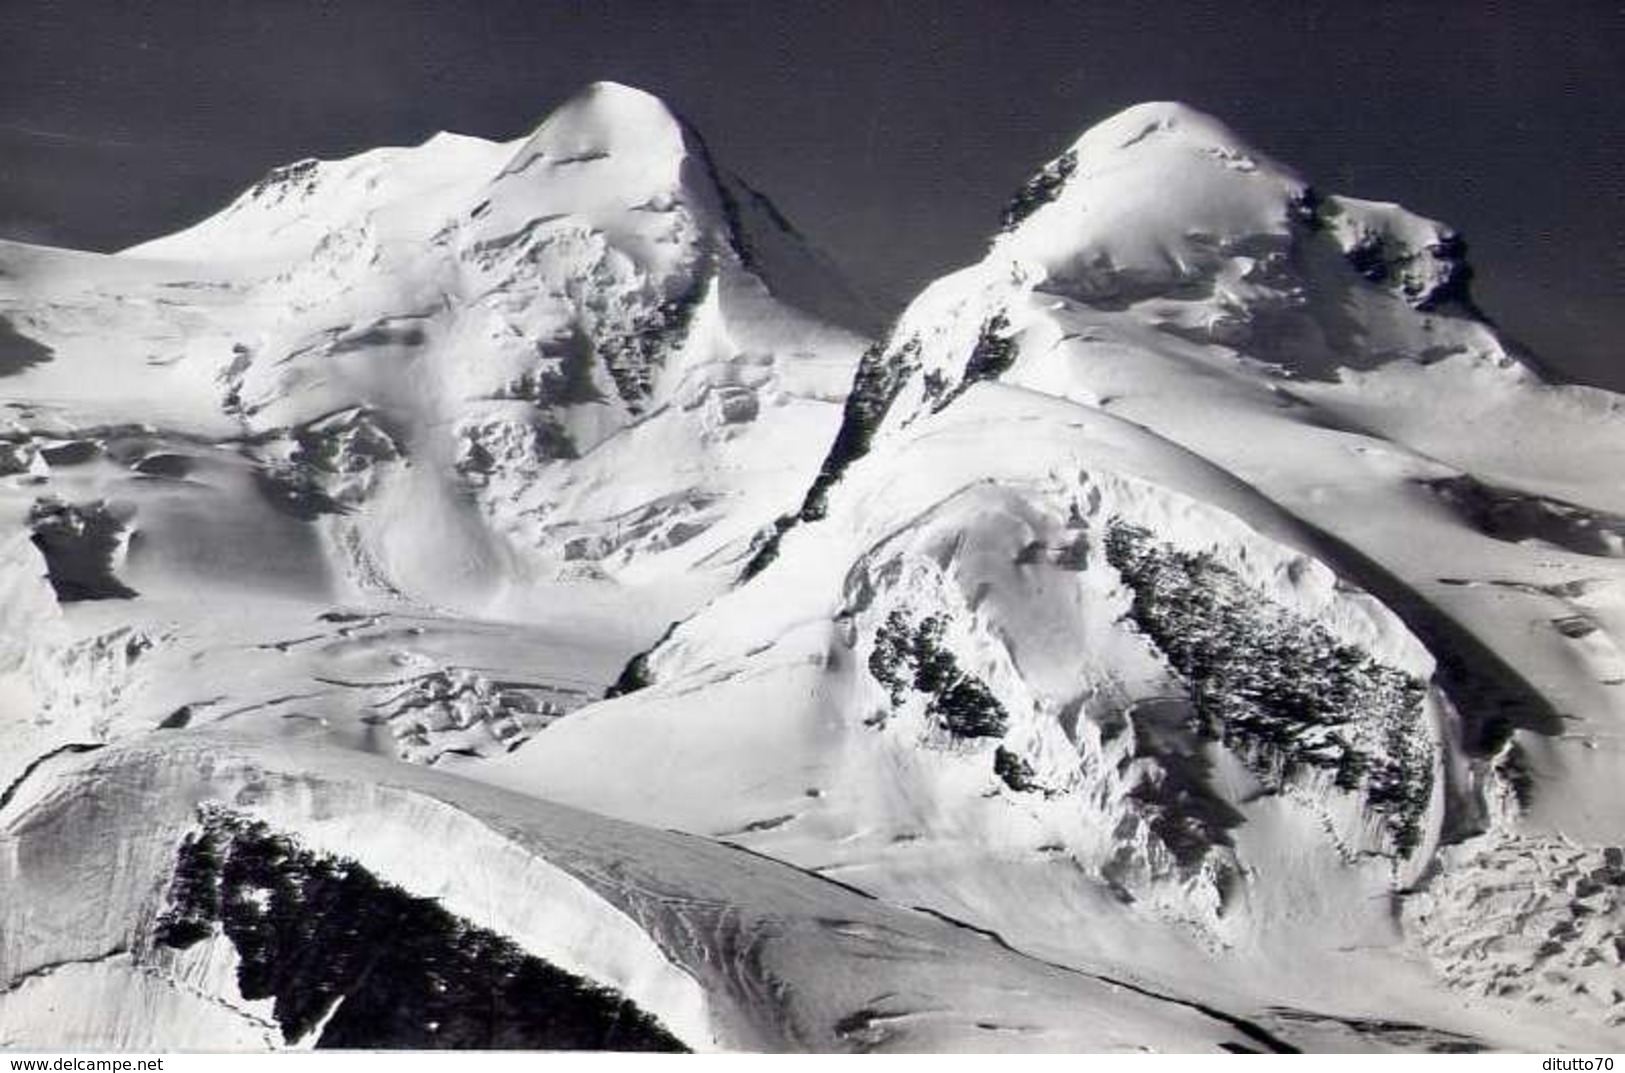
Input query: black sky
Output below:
<box><xmin>3</xmin><ymin>0</ymin><xmax>1621</xmax><ymax>387</ymax></box>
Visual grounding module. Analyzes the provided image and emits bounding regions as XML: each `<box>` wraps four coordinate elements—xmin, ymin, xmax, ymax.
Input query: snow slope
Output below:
<box><xmin>2</xmin><ymin>732</ymin><xmax>1292</xmax><ymax>1052</ymax></box>
<box><xmin>480</xmin><ymin>102</ymin><xmax>1625</xmax><ymax>1046</ymax></box>
<box><xmin>2</xmin><ymin>93</ymin><xmax>1621</xmax><ymax>1051</ymax></box>
<box><xmin>0</xmin><ymin>82</ymin><xmax>867</xmax><ymax>783</ymax></box>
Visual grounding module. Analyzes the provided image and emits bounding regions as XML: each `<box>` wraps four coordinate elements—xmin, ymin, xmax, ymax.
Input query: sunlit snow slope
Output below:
<box><xmin>0</xmin><ymin>82</ymin><xmax>868</xmax><ymax>779</ymax></box>
<box><xmin>3</xmin><ymin>733</ymin><xmax>1281</xmax><ymax>1051</ymax></box>
<box><xmin>2</xmin><ymin>92</ymin><xmax>1622</xmax><ymax>1052</ymax></box>
<box><xmin>479</xmin><ymin>103</ymin><xmax>1625</xmax><ymax>1049</ymax></box>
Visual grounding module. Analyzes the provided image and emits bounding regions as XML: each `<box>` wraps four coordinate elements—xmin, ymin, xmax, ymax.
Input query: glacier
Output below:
<box><xmin>1</xmin><ymin>86</ymin><xmax>1622</xmax><ymax>1052</ymax></box>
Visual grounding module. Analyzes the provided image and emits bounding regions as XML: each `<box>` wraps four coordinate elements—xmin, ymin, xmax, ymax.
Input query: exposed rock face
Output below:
<box><xmin>28</xmin><ymin>497</ymin><xmax>137</xmax><ymax>601</ymax></box>
<box><xmin>155</xmin><ymin>807</ymin><xmax>687</xmax><ymax>1050</ymax></box>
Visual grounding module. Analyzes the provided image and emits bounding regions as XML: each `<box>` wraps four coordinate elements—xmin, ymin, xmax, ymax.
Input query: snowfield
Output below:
<box><xmin>1</xmin><ymin>86</ymin><xmax>1621</xmax><ymax>1051</ymax></box>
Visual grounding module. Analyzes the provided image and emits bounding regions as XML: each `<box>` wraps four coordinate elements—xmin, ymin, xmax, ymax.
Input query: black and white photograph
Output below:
<box><xmin>0</xmin><ymin>0</ymin><xmax>1622</xmax><ymax>1057</ymax></box>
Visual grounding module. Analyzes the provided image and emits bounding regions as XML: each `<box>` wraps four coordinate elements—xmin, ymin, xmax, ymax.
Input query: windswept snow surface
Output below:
<box><xmin>2</xmin><ymin>92</ymin><xmax>1623</xmax><ymax>1051</ymax></box>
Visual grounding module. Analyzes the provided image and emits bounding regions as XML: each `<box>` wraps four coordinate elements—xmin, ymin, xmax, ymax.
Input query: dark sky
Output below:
<box><xmin>3</xmin><ymin>0</ymin><xmax>1621</xmax><ymax>387</ymax></box>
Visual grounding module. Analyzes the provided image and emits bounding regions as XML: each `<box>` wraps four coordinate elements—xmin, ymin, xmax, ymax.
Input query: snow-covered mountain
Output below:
<box><xmin>0</xmin><ymin>81</ymin><xmax>869</xmax><ymax>775</ymax></box>
<box><xmin>2</xmin><ymin>91</ymin><xmax>1622</xmax><ymax>1051</ymax></box>
<box><xmin>475</xmin><ymin>103</ymin><xmax>1625</xmax><ymax>1048</ymax></box>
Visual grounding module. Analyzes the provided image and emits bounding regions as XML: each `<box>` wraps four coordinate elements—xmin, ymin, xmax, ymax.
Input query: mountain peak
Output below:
<box><xmin>991</xmin><ymin>100</ymin><xmax>1304</xmax><ymax>308</ymax></box>
<box><xmin>1071</xmin><ymin>100</ymin><xmax>1264</xmax><ymax>159</ymax></box>
<box><xmin>499</xmin><ymin>81</ymin><xmax>691</xmax><ymax>179</ymax></box>
<box><xmin>578</xmin><ymin>79</ymin><xmax>677</xmax><ymax>111</ymax></box>
<box><xmin>991</xmin><ymin>99</ymin><xmax>1485</xmax><ymax>327</ymax></box>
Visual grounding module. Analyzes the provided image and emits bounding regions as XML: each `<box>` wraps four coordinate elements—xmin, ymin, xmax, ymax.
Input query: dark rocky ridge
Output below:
<box><xmin>155</xmin><ymin>807</ymin><xmax>687</xmax><ymax>1050</ymax></box>
<box><xmin>1105</xmin><ymin>521</ymin><xmax>1433</xmax><ymax>855</ymax></box>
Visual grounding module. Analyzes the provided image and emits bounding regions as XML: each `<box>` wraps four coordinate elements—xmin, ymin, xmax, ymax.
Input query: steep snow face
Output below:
<box><xmin>487</xmin><ymin>390</ymin><xmax>1460</xmax><ymax>970</ymax></box>
<box><xmin>0</xmin><ymin>533</ymin><xmax>77</xmax><ymax>788</ymax></box>
<box><xmin>994</xmin><ymin>103</ymin><xmax>1307</xmax><ymax>306</ymax></box>
<box><xmin>495</xmin><ymin>81</ymin><xmax>699</xmax><ymax>197</ymax></box>
<box><xmin>484</xmin><ymin>102</ymin><xmax>1625</xmax><ymax>1046</ymax></box>
<box><xmin>110</xmin><ymin>80</ymin><xmax>869</xmax><ymax>615</ymax></box>
<box><xmin>0</xmin><ymin>734</ymin><xmax>1283</xmax><ymax>1052</ymax></box>
<box><xmin>862</xmin><ymin>101</ymin><xmax>1625</xmax><ymax>850</ymax></box>
<box><xmin>988</xmin><ymin>101</ymin><xmax>1505</xmax><ymax>376</ymax></box>
<box><xmin>0</xmin><ymin>83</ymin><xmax>867</xmax><ymax>772</ymax></box>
